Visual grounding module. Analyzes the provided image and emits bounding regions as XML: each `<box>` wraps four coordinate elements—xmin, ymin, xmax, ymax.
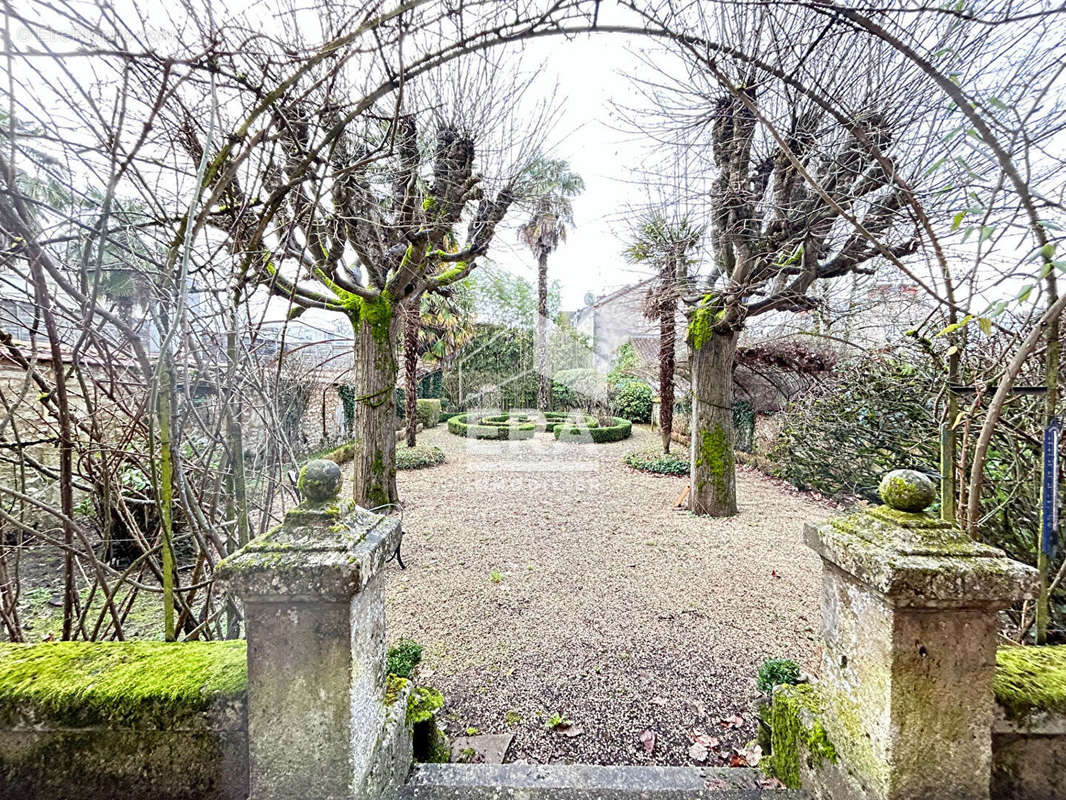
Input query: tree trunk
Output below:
<box><xmin>659</xmin><ymin>260</ymin><xmax>677</xmax><ymax>454</ymax></box>
<box><xmin>403</xmin><ymin>301</ymin><xmax>419</xmax><ymax>449</ymax></box>
<box><xmin>536</xmin><ymin>250</ymin><xmax>551</xmax><ymax>410</ymax></box>
<box><xmin>350</xmin><ymin>310</ymin><xmax>399</xmax><ymax>509</ymax></box>
<box><xmin>689</xmin><ymin>329</ymin><xmax>738</xmax><ymax>516</ymax></box>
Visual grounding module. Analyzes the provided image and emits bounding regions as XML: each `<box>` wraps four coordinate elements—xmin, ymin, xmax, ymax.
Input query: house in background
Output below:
<box><xmin>568</xmin><ymin>277</ymin><xmax>688</xmax><ymax>372</ymax></box>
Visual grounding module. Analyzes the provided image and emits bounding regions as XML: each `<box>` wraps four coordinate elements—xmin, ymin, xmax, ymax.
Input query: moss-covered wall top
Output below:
<box><xmin>0</xmin><ymin>641</ymin><xmax>247</xmax><ymax>728</ymax></box>
<box><xmin>995</xmin><ymin>645</ymin><xmax>1066</xmax><ymax>722</ymax></box>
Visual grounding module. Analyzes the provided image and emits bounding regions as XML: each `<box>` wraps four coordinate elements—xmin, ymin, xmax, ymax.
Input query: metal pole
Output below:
<box><xmin>1037</xmin><ymin>416</ymin><xmax>1060</xmax><ymax>644</ymax></box>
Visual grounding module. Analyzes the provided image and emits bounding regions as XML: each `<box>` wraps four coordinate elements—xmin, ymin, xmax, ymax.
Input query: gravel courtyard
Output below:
<box><xmin>386</xmin><ymin>423</ymin><xmax>830</xmax><ymax>767</ymax></box>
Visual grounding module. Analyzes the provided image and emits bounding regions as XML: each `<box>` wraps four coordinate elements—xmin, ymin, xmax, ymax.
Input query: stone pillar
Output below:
<box><xmin>218</xmin><ymin>460</ymin><xmax>406</xmax><ymax>800</ymax></box>
<box><xmin>802</xmin><ymin>469</ymin><xmax>1037</xmax><ymax>800</ymax></box>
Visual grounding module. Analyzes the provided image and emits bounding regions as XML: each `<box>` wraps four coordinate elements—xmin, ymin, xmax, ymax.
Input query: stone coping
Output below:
<box><xmin>994</xmin><ymin>645</ymin><xmax>1066</xmax><ymax>728</ymax></box>
<box><xmin>217</xmin><ymin>502</ymin><xmax>401</xmax><ymax>601</ymax></box>
<box><xmin>0</xmin><ymin>641</ymin><xmax>246</xmax><ymax>730</ymax></box>
<box><xmin>805</xmin><ymin>507</ymin><xmax>1037</xmax><ymax>608</ymax></box>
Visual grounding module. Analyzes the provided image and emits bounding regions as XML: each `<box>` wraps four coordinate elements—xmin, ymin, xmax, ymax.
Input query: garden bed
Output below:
<box><xmin>623</xmin><ymin>448</ymin><xmax>689</xmax><ymax>475</ymax></box>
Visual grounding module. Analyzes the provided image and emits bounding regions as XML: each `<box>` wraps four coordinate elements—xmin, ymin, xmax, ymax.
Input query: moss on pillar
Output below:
<box><xmin>764</xmin><ymin>683</ymin><xmax>837</xmax><ymax>790</ymax></box>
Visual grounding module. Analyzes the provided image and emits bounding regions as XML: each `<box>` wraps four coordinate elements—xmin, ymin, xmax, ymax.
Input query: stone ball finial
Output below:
<box><xmin>297</xmin><ymin>459</ymin><xmax>343</xmax><ymax>503</ymax></box>
<box><xmin>878</xmin><ymin>469</ymin><xmax>936</xmax><ymax>513</ymax></box>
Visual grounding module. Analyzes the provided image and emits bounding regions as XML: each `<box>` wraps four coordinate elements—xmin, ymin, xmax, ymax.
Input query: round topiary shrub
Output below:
<box><xmin>396</xmin><ymin>445</ymin><xmax>446</xmax><ymax>470</ymax></box>
<box><xmin>613</xmin><ymin>380</ymin><xmax>653</xmax><ymax>424</ymax></box>
<box><xmin>623</xmin><ymin>448</ymin><xmax>689</xmax><ymax>475</ymax></box>
<box><xmin>554</xmin><ymin>416</ymin><xmax>632</xmax><ymax>443</ymax></box>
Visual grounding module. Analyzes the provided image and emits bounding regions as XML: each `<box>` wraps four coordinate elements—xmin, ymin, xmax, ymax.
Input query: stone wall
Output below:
<box><xmin>991</xmin><ymin>645</ymin><xmax>1066</xmax><ymax>800</ymax></box>
<box><xmin>0</xmin><ymin>640</ymin><xmax>248</xmax><ymax>800</ymax></box>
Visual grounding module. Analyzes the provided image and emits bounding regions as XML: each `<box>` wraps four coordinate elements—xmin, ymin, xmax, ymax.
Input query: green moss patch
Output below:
<box><xmin>995</xmin><ymin>645</ymin><xmax>1066</xmax><ymax>721</ymax></box>
<box><xmin>407</xmin><ymin>685</ymin><xmax>444</xmax><ymax>726</ymax></box>
<box><xmin>396</xmin><ymin>445</ymin><xmax>445</xmax><ymax>471</ymax></box>
<box><xmin>764</xmin><ymin>683</ymin><xmax>837</xmax><ymax>790</ymax></box>
<box><xmin>0</xmin><ymin>641</ymin><xmax>247</xmax><ymax>727</ymax></box>
<box><xmin>385</xmin><ymin>674</ymin><xmax>409</xmax><ymax>706</ymax></box>
<box><xmin>322</xmin><ymin>441</ymin><xmax>357</xmax><ymax>465</ymax></box>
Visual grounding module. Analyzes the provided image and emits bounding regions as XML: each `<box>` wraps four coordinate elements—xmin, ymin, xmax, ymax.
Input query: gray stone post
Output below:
<box><xmin>218</xmin><ymin>460</ymin><xmax>408</xmax><ymax>800</ymax></box>
<box><xmin>802</xmin><ymin>469</ymin><xmax>1037</xmax><ymax>800</ymax></box>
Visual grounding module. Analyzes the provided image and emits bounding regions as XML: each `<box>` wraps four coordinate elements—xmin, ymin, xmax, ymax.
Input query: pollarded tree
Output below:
<box><xmin>622</xmin><ymin>3</ymin><xmax>939</xmax><ymax>516</ymax></box>
<box><xmin>624</xmin><ymin>212</ymin><xmax>704</xmax><ymax>453</ymax></box>
<box><xmin>683</xmin><ymin>95</ymin><xmax>916</xmax><ymax>516</ymax></box>
<box><xmin>518</xmin><ymin>157</ymin><xmax>584</xmax><ymax>409</ymax></box>
<box><xmin>188</xmin><ymin>102</ymin><xmax>516</xmax><ymax>508</ymax></box>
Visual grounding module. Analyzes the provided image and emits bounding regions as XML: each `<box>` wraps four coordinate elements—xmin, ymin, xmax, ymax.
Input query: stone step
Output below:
<box><xmin>398</xmin><ymin>763</ymin><xmax>807</xmax><ymax>799</ymax></box>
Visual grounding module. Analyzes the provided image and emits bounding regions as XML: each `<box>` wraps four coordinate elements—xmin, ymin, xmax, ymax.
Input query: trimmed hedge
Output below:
<box><xmin>447</xmin><ymin>413</ymin><xmax>536</xmax><ymax>440</ymax></box>
<box><xmin>554</xmin><ymin>416</ymin><xmax>632</xmax><ymax>443</ymax></box>
<box><xmin>623</xmin><ymin>448</ymin><xmax>689</xmax><ymax>475</ymax></box>
<box><xmin>397</xmin><ymin>445</ymin><xmax>446</xmax><ymax>470</ymax></box>
<box><xmin>438</xmin><ymin>411</ymin><xmax>461</xmax><ymax>423</ymax></box>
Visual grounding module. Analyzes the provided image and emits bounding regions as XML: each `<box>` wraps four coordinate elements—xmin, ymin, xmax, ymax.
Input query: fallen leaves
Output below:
<box><xmin>730</xmin><ymin>743</ymin><xmax>763</xmax><ymax>767</ymax></box>
<box><xmin>638</xmin><ymin>729</ymin><xmax>656</xmax><ymax>755</ymax></box>
<box><xmin>687</xmin><ymin>729</ymin><xmax>720</xmax><ymax>763</ymax></box>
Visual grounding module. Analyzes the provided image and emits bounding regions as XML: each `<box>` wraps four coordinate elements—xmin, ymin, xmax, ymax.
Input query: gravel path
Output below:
<box><xmin>386</xmin><ymin>423</ymin><xmax>829</xmax><ymax>767</ymax></box>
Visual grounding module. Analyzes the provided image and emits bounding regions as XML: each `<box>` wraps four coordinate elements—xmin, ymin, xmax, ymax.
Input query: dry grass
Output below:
<box><xmin>387</xmin><ymin>424</ymin><xmax>829</xmax><ymax>766</ymax></box>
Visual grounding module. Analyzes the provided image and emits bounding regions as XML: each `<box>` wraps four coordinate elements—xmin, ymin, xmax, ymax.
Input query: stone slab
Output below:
<box><xmin>399</xmin><ymin>764</ymin><xmax>807</xmax><ymax>799</ymax></box>
<box><xmin>449</xmin><ymin>733</ymin><xmax>513</xmax><ymax>764</ymax></box>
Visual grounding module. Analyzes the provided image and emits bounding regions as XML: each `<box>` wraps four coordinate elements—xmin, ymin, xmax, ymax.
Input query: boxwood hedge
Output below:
<box><xmin>554</xmin><ymin>416</ymin><xmax>632</xmax><ymax>443</ymax></box>
<box><xmin>447</xmin><ymin>413</ymin><xmax>536</xmax><ymax>440</ymax></box>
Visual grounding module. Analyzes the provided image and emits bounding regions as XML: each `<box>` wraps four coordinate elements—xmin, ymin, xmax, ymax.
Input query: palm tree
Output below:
<box><xmin>518</xmin><ymin>157</ymin><xmax>584</xmax><ymax>410</ymax></box>
<box><xmin>402</xmin><ymin>283</ymin><xmax>476</xmax><ymax>447</ymax></box>
<box><xmin>625</xmin><ymin>213</ymin><xmax>704</xmax><ymax>453</ymax></box>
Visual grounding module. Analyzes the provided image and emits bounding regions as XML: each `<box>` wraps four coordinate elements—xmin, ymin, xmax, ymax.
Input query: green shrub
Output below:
<box><xmin>416</xmin><ymin>398</ymin><xmax>441</xmax><ymax>428</ymax></box>
<box><xmin>447</xmin><ymin>413</ymin><xmax>536</xmax><ymax>440</ymax></box>
<box><xmin>554</xmin><ymin>416</ymin><xmax>632</xmax><ymax>443</ymax></box>
<box><xmin>550</xmin><ymin>380</ymin><xmax>576</xmax><ymax>410</ymax></box>
<box><xmin>733</xmin><ymin>399</ymin><xmax>755</xmax><ymax>453</ymax></box>
<box><xmin>757</xmin><ymin>658</ymin><xmax>802</xmax><ymax>696</ymax></box>
<box><xmin>606</xmin><ymin>342</ymin><xmax>639</xmax><ymax>390</ymax></box>
<box><xmin>396</xmin><ymin>445</ymin><xmax>445</xmax><ymax>471</ymax></box>
<box><xmin>438</xmin><ymin>411</ymin><xmax>461</xmax><ymax>423</ymax></box>
<box><xmin>613</xmin><ymin>380</ymin><xmax>653</xmax><ymax>423</ymax></box>
<box><xmin>387</xmin><ymin>638</ymin><xmax>424</xmax><ymax>679</ymax></box>
<box><xmin>623</xmin><ymin>448</ymin><xmax>688</xmax><ymax>475</ymax></box>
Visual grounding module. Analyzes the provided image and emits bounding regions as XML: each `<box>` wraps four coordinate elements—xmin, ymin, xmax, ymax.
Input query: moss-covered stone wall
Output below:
<box><xmin>0</xmin><ymin>641</ymin><xmax>248</xmax><ymax>800</ymax></box>
<box><xmin>991</xmin><ymin>645</ymin><xmax>1066</xmax><ymax>800</ymax></box>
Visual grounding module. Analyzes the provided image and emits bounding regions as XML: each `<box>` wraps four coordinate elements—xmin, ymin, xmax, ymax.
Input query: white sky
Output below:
<box><xmin>484</xmin><ymin>32</ymin><xmax>669</xmax><ymax>312</ymax></box>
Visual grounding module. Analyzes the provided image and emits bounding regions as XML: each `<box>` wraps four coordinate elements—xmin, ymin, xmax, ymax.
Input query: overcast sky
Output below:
<box><xmin>485</xmin><ymin>31</ymin><xmax>671</xmax><ymax>312</ymax></box>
